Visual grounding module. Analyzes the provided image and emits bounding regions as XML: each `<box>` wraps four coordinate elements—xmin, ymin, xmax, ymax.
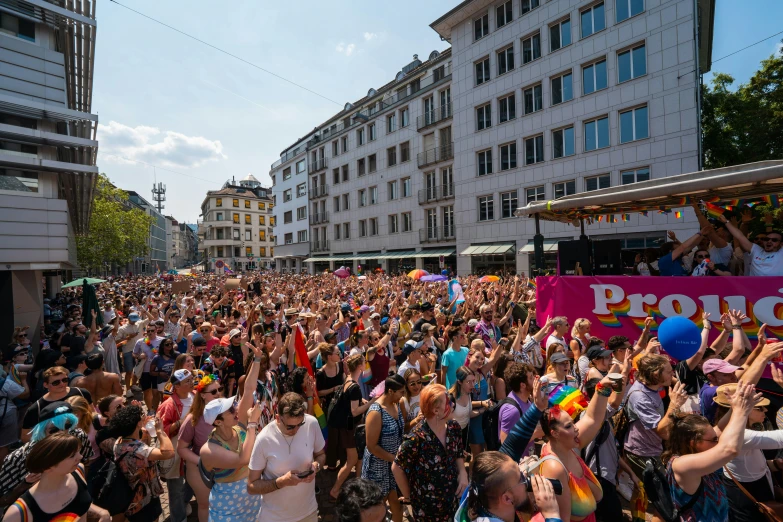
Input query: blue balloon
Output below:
<box><xmin>441</xmin><ymin>269</ymin><xmax>449</xmax><ymax>276</ymax></box>
<box><xmin>657</xmin><ymin>316</ymin><xmax>701</xmax><ymax>360</ymax></box>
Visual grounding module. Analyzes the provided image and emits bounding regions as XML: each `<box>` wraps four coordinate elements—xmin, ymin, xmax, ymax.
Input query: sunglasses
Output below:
<box><xmin>218</xmin><ymin>406</ymin><xmax>237</xmax><ymax>420</ymax></box>
<box><xmin>283</xmin><ymin>419</ymin><xmax>306</xmax><ymax>431</ymax></box>
<box><xmin>48</xmin><ymin>377</ymin><xmax>67</xmax><ymax>386</ymax></box>
<box><xmin>756</xmin><ymin>237</ymin><xmax>768</xmax><ymax>242</ymax></box>
<box><xmin>17</xmin><ymin>333</ymin><xmax>27</xmax><ymax>338</ymax></box>
<box><xmin>200</xmin><ymin>328</ymin><xmax>211</xmax><ymax>333</ymax></box>
<box><xmin>766</xmin><ymin>238</ymin><xmax>782</xmax><ymax>243</ymax></box>
<box><xmin>206</xmin><ymin>387</ymin><xmax>225</xmax><ymax>395</ymax></box>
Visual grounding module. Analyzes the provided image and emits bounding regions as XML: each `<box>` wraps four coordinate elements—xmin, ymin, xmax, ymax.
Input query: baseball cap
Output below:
<box><xmin>128</xmin><ymin>312</ymin><xmax>140</xmax><ymax>322</ymax></box>
<box><xmin>703</xmin><ymin>359</ymin><xmax>742</xmax><ymax>375</ymax></box>
<box><xmin>359</xmin><ymin>305</ymin><xmax>372</xmax><ymax>314</ymax></box>
<box><xmin>340</xmin><ymin>303</ymin><xmax>352</xmax><ymax>313</ymax></box>
<box><xmin>452</xmin><ymin>317</ymin><xmax>465</xmax><ymax>327</ymax></box>
<box><xmin>203</xmin><ymin>396</ymin><xmax>236</xmax><ymax>425</ymax></box>
<box><xmin>403</xmin><ymin>339</ymin><xmax>425</xmax><ymax>356</ymax></box>
<box><xmin>421</xmin><ymin>302</ymin><xmax>434</xmax><ymax>311</ymax></box>
<box><xmin>586</xmin><ymin>346</ymin><xmax>613</xmax><ymax>361</ymax></box>
<box><xmin>370</xmin><ymin>313</ymin><xmax>381</xmax><ymax>320</ymax></box>
<box><xmin>193</xmin><ymin>336</ymin><xmax>207</xmax><ymax>347</ymax></box>
<box><xmin>549</xmin><ymin>352</ymin><xmax>569</xmax><ymax>364</ymax></box>
<box><xmin>228</xmin><ymin>329</ymin><xmax>242</xmax><ymax>340</ymax></box>
<box><xmin>467</xmin><ymin>318</ymin><xmax>478</xmax><ymax>328</ymax></box>
<box><xmin>324</xmin><ymin>332</ymin><xmax>337</xmax><ymax>342</ymax></box>
<box><xmin>39</xmin><ymin>401</ymin><xmax>73</xmax><ymax>424</ymax></box>
<box><xmin>713</xmin><ymin>382</ymin><xmax>769</xmax><ymax>407</ymax></box>
<box><xmin>171</xmin><ymin>369</ymin><xmax>193</xmax><ymax>385</ymax></box>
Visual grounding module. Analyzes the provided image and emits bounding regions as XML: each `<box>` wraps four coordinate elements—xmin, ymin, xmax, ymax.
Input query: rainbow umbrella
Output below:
<box><xmin>407</xmin><ymin>269</ymin><xmax>429</xmax><ymax>280</ymax></box>
<box><xmin>479</xmin><ymin>275</ymin><xmax>500</xmax><ymax>283</ymax></box>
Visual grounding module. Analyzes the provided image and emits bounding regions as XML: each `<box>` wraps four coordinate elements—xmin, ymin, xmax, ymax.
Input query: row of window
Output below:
<box><xmin>477</xmin><ymin>166</ymin><xmax>651</xmax><ymax>221</ymax></box>
<box><xmin>282</xmin><ymin>206</ymin><xmax>309</xmax><ymax>224</ymax></box>
<box><xmin>283</xmin><ymin>231</ymin><xmax>309</xmax><ymax>244</ymax></box>
<box><xmin>213</xmin><ymin>198</ymin><xmax>271</xmax><ymax>210</ymax></box>
<box><xmin>330</xmin><ymin>176</ymin><xmax>414</xmax><ymax>212</ymax></box>
<box><xmin>331</xmin><ymin>211</ymin><xmax>417</xmax><ymax>241</ymax></box>
<box><xmin>212</xmin><ymin>246</ymin><xmax>274</xmax><ymax>258</ymax></box>
<box><xmin>0</xmin><ymin>13</ymin><xmax>35</xmax><ymax>42</ymax></box>
<box><xmin>210</xmin><ymin>212</ymin><xmax>276</xmax><ymax>226</ymax></box>
<box><xmin>208</xmin><ymin>227</ymin><xmax>274</xmax><ymax>242</ymax></box>
<box><xmin>474</xmin><ymin>0</ymin><xmax>643</xmax><ymax>44</ymax></box>
<box><xmin>328</xmin><ymin>106</ymin><xmax>411</xmax><ymax>158</ymax></box>
<box><xmin>474</xmin><ymin>104</ymin><xmax>648</xmax><ymax>176</ymax></box>
<box><xmin>281</xmin><ymin>159</ymin><xmax>307</xmax><ymax>181</ymax></box>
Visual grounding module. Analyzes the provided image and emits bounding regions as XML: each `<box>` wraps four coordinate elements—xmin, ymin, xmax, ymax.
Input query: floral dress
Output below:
<box><xmin>361</xmin><ymin>402</ymin><xmax>404</xmax><ymax>495</ymax></box>
<box><xmin>394</xmin><ymin>419</ymin><xmax>463</xmax><ymax>522</ymax></box>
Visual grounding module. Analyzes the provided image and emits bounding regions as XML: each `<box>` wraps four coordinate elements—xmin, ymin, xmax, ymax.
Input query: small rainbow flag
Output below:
<box><xmin>702</xmin><ymin>201</ymin><xmax>725</xmax><ymax>219</ymax></box>
<box><xmin>347</xmin><ymin>292</ymin><xmax>360</xmax><ymax>311</ymax></box>
<box><xmin>676</xmin><ymin>196</ymin><xmax>691</xmax><ymax>205</ymax></box>
<box><xmin>293</xmin><ymin>325</ymin><xmax>328</xmax><ymax>442</ymax></box>
<box><xmin>675</xmin><ymin>211</ymin><xmax>682</xmax><ymax>219</ymax></box>
<box><xmin>641</xmin><ymin>211</ymin><xmax>649</xmax><ymax>217</ymax></box>
<box><xmin>764</xmin><ymin>195</ymin><xmax>781</xmax><ymax>209</ymax></box>
<box><xmin>597</xmin><ymin>216</ymin><xmax>604</xmax><ymax>222</ymax></box>
<box><xmin>548</xmin><ymin>384</ymin><xmax>588</xmax><ymax>420</ymax></box>
<box><xmin>527</xmin><ymin>279</ymin><xmax>537</xmax><ymax>290</ymax></box>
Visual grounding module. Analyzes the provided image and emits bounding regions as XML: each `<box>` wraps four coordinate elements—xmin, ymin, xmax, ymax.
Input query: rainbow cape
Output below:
<box><xmin>548</xmin><ymin>384</ymin><xmax>588</xmax><ymax>420</ymax></box>
<box><xmin>293</xmin><ymin>325</ymin><xmax>328</xmax><ymax>442</ymax></box>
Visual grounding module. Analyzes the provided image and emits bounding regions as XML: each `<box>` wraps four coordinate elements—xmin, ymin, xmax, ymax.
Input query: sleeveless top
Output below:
<box><xmin>14</xmin><ymin>467</ymin><xmax>91</xmax><ymax>522</ymax></box>
<box><xmin>667</xmin><ymin>456</ymin><xmax>728</xmax><ymax>522</ymax></box>
<box><xmin>452</xmin><ymin>395</ymin><xmax>471</xmax><ymax>429</ymax></box>
<box><xmin>209</xmin><ymin>425</ymin><xmax>248</xmax><ymax>483</ymax></box>
<box><xmin>536</xmin><ymin>444</ymin><xmax>602</xmax><ymax>522</ymax></box>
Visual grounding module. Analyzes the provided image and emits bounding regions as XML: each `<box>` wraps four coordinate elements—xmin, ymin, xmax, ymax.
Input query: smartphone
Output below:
<box><xmin>296</xmin><ymin>469</ymin><xmax>314</xmax><ymax>478</ymax></box>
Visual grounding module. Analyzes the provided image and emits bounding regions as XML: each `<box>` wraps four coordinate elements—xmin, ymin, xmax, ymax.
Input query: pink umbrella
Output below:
<box><xmin>333</xmin><ymin>267</ymin><xmax>350</xmax><ymax>279</ymax></box>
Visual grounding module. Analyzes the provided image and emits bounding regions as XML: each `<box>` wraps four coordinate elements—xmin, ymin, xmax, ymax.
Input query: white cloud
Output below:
<box><xmin>363</xmin><ymin>32</ymin><xmax>377</xmax><ymax>42</ymax></box>
<box><xmin>98</xmin><ymin>121</ymin><xmax>227</xmax><ymax>168</ymax></box>
<box><xmin>335</xmin><ymin>42</ymin><xmax>356</xmax><ymax>56</ymax></box>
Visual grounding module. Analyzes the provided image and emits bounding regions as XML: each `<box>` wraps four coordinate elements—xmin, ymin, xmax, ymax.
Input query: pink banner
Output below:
<box><xmin>536</xmin><ymin>276</ymin><xmax>783</xmax><ymax>374</ymax></box>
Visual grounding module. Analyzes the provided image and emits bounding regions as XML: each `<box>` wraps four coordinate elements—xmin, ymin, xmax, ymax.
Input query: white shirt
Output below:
<box><xmin>546</xmin><ymin>334</ymin><xmax>568</xmax><ymax>352</ymax></box>
<box><xmin>179</xmin><ymin>394</ymin><xmax>193</xmax><ymax>420</ymax></box>
<box><xmin>749</xmin><ymin>244</ymin><xmax>783</xmax><ymax>276</ymax></box>
<box><xmin>724</xmin><ymin>429</ymin><xmax>783</xmax><ymax>487</ymax></box>
<box><xmin>397</xmin><ymin>359</ymin><xmax>421</xmax><ymax>377</ymax></box>
<box><xmin>117</xmin><ymin>319</ymin><xmax>148</xmax><ymax>354</ymax></box>
<box><xmin>249</xmin><ymin>415</ymin><xmax>325</xmax><ymax>522</ymax></box>
<box><xmin>709</xmin><ymin>244</ymin><xmax>734</xmax><ymax>266</ymax></box>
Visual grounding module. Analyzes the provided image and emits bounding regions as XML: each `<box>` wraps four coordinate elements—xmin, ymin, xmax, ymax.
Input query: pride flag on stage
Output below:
<box><xmin>765</xmin><ymin>195</ymin><xmax>781</xmax><ymax>209</ymax></box>
<box><xmin>702</xmin><ymin>201</ymin><xmax>725</xmax><ymax>219</ymax></box>
<box><xmin>293</xmin><ymin>324</ymin><xmax>328</xmax><ymax>442</ymax></box>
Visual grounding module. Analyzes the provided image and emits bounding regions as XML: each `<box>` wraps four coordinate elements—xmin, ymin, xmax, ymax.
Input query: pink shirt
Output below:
<box><xmin>178</xmin><ymin>413</ymin><xmax>213</xmax><ymax>456</ymax></box>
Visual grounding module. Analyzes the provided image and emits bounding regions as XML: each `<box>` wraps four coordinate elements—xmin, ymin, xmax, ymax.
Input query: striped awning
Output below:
<box><xmin>413</xmin><ymin>248</ymin><xmax>456</xmax><ymax>258</ymax></box>
<box><xmin>459</xmin><ymin>244</ymin><xmax>515</xmax><ymax>256</ymax></box>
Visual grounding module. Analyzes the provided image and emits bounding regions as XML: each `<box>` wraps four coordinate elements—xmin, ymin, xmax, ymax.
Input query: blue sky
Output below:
<box><xmin>93</xmin><ymin>0</ymin><xmax>783</xmax><ymax>223</ymax></box>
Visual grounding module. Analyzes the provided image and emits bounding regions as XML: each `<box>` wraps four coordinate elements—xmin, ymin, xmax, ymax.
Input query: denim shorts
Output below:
<box><xmin>122</xmin><ymin>351</ymin><xmax>135</xmax><ymax>373</ymax></box>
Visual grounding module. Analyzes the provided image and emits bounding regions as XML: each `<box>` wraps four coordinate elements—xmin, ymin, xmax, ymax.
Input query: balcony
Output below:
<box><xmin>417</xmin><ymin>103</ymin><xmax>453</xmax><ymax>131</ymax></box>
<box><xmin>419</xmin><ymin>226</ymin><xmax>456</xmax><ymax>243</ymax></box>
<box><xmin>417</xmin><ymin>142</ymin><xmax>453</xmax><ymax>169</ymax></box>
<box><xmin>311</xmin><ymin>240</ymin><xmax>330</xmax><ymax>253</ymax></box>
<box><xmin>309</xmin><ymin>212</ymin><xmax>329</xmax><ymax>225</ymax></box>
<box><xmin>308</xmin><ymin>157</ymin><xmax>328</xmax><ymax>174</ymax></box>
<box><xmin>309</xmin><ymin>184</ymin><xmax>329</xmax><ymax>200</ymax></box>
<box><xmin>418</xmin><ymin>184</ymin><xmax>455</xmax><ymax>204</ymax></box>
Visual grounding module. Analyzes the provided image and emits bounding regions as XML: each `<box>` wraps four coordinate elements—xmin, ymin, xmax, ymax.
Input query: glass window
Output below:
<box><xmin>283</xmin><ymin>168</ymin><xmax>291</xmax><ymax>180</ymax></box>
<box><xmin>581</xmin><ymin>3</ymin><xmax>605</xmax><ymax>38</ymax></box>
<box><xmin>550</xmin><ymin>18</ymin><xmax>571</xmax><ymax>52</ymax></box>
<box><xmin>401</xmin><ymin>107</ymin><xmax>409</xmax><ymax>128</ymax></box>
<box><xmin>298</xmin><ymin>230</ymin><xmax>308</xmax><ymax>242</ymax></box>
<box><xmin>216</xmin><ymin>198</ymin><xmax>222</xmax><ymax>207</ymax></box>
<box><xmin>620</xmin><ymin>106</ymin><xmax>649</xmax><ymax>143</ymax></box>
<box><xmin>296</xmin><ymin>159</ymin><xmax>306</xmax><ymax>173</ymax></box>
<box><xmin>246</xmin><ymin>246</ymin><xmax>253</xmax><ymax>256</ymax></box>
<box><xmin>583</xmin><ymin>59</ymin><xmax>607</xmax><ymax>94</ymax></box>
<box><xmin>332</xmin><ymin>141</ymin><xmax>339</xmax><ymax>156</ymax></box>
<box><xmin>244</xmin><ymin>200</ymin><xmax>250</xmax><ymax>208</ymax></box>
<box><xmin>297</xmin><ymin>206</ymin><xmax>306</xmax><ymax>220</ymax></box>
<box><xmin>585</xmin><ymin>174</ymin><xmax>610</xmax><ymax>191</ymax></box>
<box><xmin>551</xmin><ymin>72</ymin><xmax>573</xmax><ymax>105</ymax></box>
<box><xmin>284</xmin><ymin>233</ymin><xmax>293</xmax><ymax>244</ymax></box>
<box><xmin>344</xmin><ymin>223</ymin><xmax>350</xmax><ymax>239</ymax></box>
<box><xmin>283</xmin><ymin>189</ymin><xmax>292</xmax><ymax>202</ymax></box>
<box><xmin>283</xmin><ymin>211</ymin><xmax>292</xmax><ymax>224</ymax></box>
<box><xmin>477</xmin><ymin>150</ymin><xmax>493</xmax><ymax>176</ymax></box>
<box><xmin>526</xmin><ymin>186</ymin><xmax>545</xmax><ymax>204</ymax></box>
<box><xmin>369</xmin><ymin>154</ymin><xmax>377</xmax><ymax>172</ymax></box>
<box><xmin>617</xmin><ymin>0</ymin><xmax>644</xmax><ymax>23</ymax></box>
<box><xmin>369</xmin><ymin>218</ymin><xmax>378</xmax><ymax>236</ymax></box>
<box><xmin>232</xmin><ymin>199</ymin><xmax>239</xmax><ymax>207</ymax></box>
<box><xmin>387</xmin><ymin>113</ymin><xmax>397</xmax><ymax>133</ymax></box>
<box><xmin>260</xmin><ymin>247</ymin><xmax>266</xmax><ymax>256</ymax></box>
<box><xmin>400</xmin><ymin>142</ymin><xmax>410</xmax><ymax>162</ymax></box>
<box><xmin>584</xmin><ymin>116</ymin><xmax>610</xmax><ymax>151</ymax></box>
<box><xmin>0</xmin><ymin>14</ymin><xmax>35</xmax><ymax>41</ymax></box>
<box><xmin>342</xmin><ymin>165</ymin><xmax>349</xmax><ymax>182</ymax></box>
<box><xmin>618</xmin><ymin>44</ymin><xmax>647</xmax><ymax>83</ymax></box>
<box><xmin>476</xmin><ymin>104</ymin><xmax>492</xmax><ymax>131</ymax></box>
<box><xmin>387</xmin><ymin>146</ymin><xmax>397</xmax><ymax>166</ymax></box>
<box><xmin>523</xmin><ymin>84</ymin><xmax>543</xmax><ymax>114</ymax></box>
<box><xmin>370</xmin><ymin>187</ymin><xmax>377</xmax><ymax>205</ymax></box>
<box><xmin>497</xmin><ymin>47</ymin><xmax>514</xmax><ymax>75</ymax></box>
<box><xmin>500</xmin><ymin>142</ymin><xmax>517</xmax><ymax>170</ymax></box>
<box><xmin>496</xmin><ymin>1</ymin><xmax>513</xmax><ymax>28</ymax></box>
<box><xmin>499</xmin><ymin>94</ymin><xmax>516</xmax><ymax>123</ymax></box>
<box><xmin>478</xmin><ymin>196</ymin><xmax>494</xmax><ymax>221</ymax></box>
<box><xmin>369</xmin><ymin>123</ymin><xmax>376</xmax><ymax>141</ymax></box>
<box><xmin>522</xmin><ymin>33</ymin><xmax>541</xmax><ymax>64</ymax></box>
<box><xmin>232</xmin><ymin>213</ymin><xmax>240</xmax><ymax>224</ymax></box>
<box><xmin>341</xmin><ymin>136</ymin><xmax>348</xmax><ymax>153</ymax></box>
<box><xmin>554</xmin><ymin>180</ymin><xmax>576</xmax><ymax>199</ymax></box>
<box><xmin>258</xmin><ymin>215</ymin><xmax>265</xmax><ymax>225</ymax></box>
<box><xmin>520</xmin><ymin>0</ymin><xmax>540</xmax><ymax>15</ymax></box>
<box><xmin>333</xmin><ymin>196</ymin><xmax>340</xmax><ymax>212</ymax></box>
<box><xmin>343</xmin><ymin>193</ymin><xmax>351</xmax><ymax>209</ymax></box>
<box><xmin>357</xmin><ymin>128</ymin><xmax>364</xmax><ymax>145</ymax></box>
<box><xmin>388</xmin><ymin>181</ymin><xmax>398</xmax><ymax>200</ymax></box>
<box><xmin>403</xmin><ymin>213</ymin><xmax>412</xmax><ymax>232</ymax></box>
<box><xmin>475</xmin><ymin>58</ymin><xmax>491</xmax><ymax>85</ymax></box>
<box><xmin>359</xmin><ymin>220</ymin><xmax>367</xmax><ymax>237</ymax></box>
<box><xmin>621</xmin><ymin>167</ymin><xmax>650</xmax><ymax>184</ymax></box>
<box><xmin>501</xmin><ymin>190</ymin><xmax>518</xmax><ymax>218</ymax></box>
<box><xmin>474</xmin><ymin>13</ymin><xmax>489</xmax><ymax>40</ymax></box>
<box><xmin>389</xmin><ymin>214</ymin><xmax>399</xmax><ymax>234</ymax></box>
<box><xmin>258</xmin><ymin>202</ymin><xmax>264</xmax><ymax>210</ymax></box>
<box><xmin>297</xmin><ymin>183</ymin><xmax>306</xmax><ymax>197</ymax></box>
<box><xmin>402</xmin><ymin>177</ymin><xmax>411</xmax><ymax>197</ymax></box>
<box><xmin>525</xmin><ymin>135</ymin><xmax>544</xmax><ymax>165</ymax></box>
<box><xmin>334</xmin><ymin>224</ymin><xmax>341</xmax><ymax>240</ymax></box>
<box><xmin>0</xmin><ymin>169</ymin><xmax>38</xmax><ymax>192</ymax></box>
<box><xmin>359</xmin><ymin>189</ymin><xmax>367</xmax><ymax>207</ymax></box>
<box><xmin>552</xmin><ymin>127</ymin><xmax>575</xmax><ymax>159</ymax></box>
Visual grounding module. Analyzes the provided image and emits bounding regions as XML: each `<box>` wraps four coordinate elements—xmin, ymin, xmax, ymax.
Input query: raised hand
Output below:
<box><xmin>669</xmin><ymin>381</ymin><xmax>688</xmax><ymax>410</ymax></box>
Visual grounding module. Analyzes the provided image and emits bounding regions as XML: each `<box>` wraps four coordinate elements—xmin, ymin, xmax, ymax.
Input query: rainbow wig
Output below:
<box><xmin>30</xmin><ymin>412</ymin><xmax>79</xmax><ymax>443</ymax></box>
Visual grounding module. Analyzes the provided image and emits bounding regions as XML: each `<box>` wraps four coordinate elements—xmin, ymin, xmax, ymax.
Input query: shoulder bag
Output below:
<box><xmin>725</xmin><ymin>467</ymin><xmax>783</xmax><ymax>522</ymax></box>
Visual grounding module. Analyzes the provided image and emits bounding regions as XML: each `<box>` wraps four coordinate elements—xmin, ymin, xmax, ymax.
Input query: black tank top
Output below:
<box><xmin>15</xmin><ymin>468</ymin><xmax>91</xmax><ymax>521</ymax></box>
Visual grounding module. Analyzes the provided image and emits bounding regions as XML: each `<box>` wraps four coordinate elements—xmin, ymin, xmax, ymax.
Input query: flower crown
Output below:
<box><xmin>195</xmin><ymin>373</ymin><xmax>219</xmax><ymax>392</ymax></box>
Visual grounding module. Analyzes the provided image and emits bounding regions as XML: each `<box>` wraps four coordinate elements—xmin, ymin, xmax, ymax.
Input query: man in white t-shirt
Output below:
<box><xmin>397</xmin><ymin>339</ymin><xmax>424</xmax><ymax>377</ymax></box>
<box><xmin>116</xmin><ymin>312</ymin><xmax>149</xmax><ymax>388</ymax></box>
<box><xmin>546</xmin><ymin>317</ymin><xmax>569</xmax><ymax>352</ymax></box>
<box><xmin>248</xmin><ymin>392</ymin><xmax>326</xmax><ymax>522</ymax></box>
<box><xmin>721</xmin><ymin>216</ymin><xmax>783</xmax><ymax>276</ymax></box>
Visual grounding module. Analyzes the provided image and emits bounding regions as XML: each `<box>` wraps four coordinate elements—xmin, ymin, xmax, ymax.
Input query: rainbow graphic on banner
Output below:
<box><xmin>293</xmin><ymin>325</ymin><xmax>328</xmax><ymax>442</ymax></box>
<box><xmin>548</xmin><ymin>384</ymin><xmax>588</xmax><ymax>420</ymax></box>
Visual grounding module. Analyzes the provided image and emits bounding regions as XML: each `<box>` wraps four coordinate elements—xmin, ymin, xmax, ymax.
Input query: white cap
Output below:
<box><xmin>203</xmin><ymin>396</ymin><xmax>236</xmax><ymax>425</ymax></box>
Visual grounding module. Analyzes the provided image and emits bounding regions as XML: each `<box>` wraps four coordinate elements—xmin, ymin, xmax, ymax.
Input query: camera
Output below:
<box><xmin>520</xmin><ymin>457</ymin><xmax>563</xmax><ymax>495</ymax></box>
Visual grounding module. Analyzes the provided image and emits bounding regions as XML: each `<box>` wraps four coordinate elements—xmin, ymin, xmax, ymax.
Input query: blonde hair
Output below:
<box><xmin>545</xmin><ymin>342</ymin><xmax>567</xmax><ymax>374</ymax></box>
<box><xmin>65</xmin><ymin>396</ymin><xmax>94</xmax><ymax>433</ymax></box>
<box><xmin>571</xmin><ymin>318</ymin><xmax>590</xmax><ymax>338</ymax></box>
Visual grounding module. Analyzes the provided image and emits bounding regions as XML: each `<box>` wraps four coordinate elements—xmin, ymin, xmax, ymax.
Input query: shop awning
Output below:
<box><xmin>514</xmin><ymin>160</ymin><xmax>783</xmax><ymax>224</ymax></box>
<box><xmin>413</xmin><ymin>248</ymin><xmax>456</xmax><ymax>258</ymax></box>
<box><xmin>303</xmin><ymin>255</ymin><xmax>347</xmax><ymax>262</ymax></box>
<box><xmin>384</xmin><ymin>251</ymin><xmax>417</xmax><ymax>259</ymax></box>
<box><xmin>519</xmin><ymin>240</ymin><xmax>560</xmax><ymax>253</ymax></box>
<box><xmin>460</xmin><ymin>244</ymin><xmax>515</xmax><ymax>256</ymax></box>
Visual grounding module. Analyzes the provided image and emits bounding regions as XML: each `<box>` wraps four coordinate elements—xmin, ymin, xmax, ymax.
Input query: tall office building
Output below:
<box><xmin>126</xmin><ymin>191</ymin><xmax>168</xmax><ymax>274</ymax></box>
<box><xmin>269</xmin><ymin>0</ymin><xmax>714</xmax><ymax>275</ymax></box>
<box><xmin>0</xmin><ymin>1</ymin><xmax>97</xmax><ymax>341</ymax></box>
<box><xmin>199</xmin><ymin>175</ymin><xmax>275</xmax><ymax>272</ymax></box>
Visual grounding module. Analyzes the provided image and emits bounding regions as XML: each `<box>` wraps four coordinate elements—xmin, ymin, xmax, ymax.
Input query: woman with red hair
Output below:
<box><xmin>392</xmin><ymin>383</ymin><xmax>468</xmax><ymax>522</ymax></box>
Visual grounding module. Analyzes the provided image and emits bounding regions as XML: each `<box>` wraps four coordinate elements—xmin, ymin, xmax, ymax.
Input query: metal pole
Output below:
<box><xmin>533</xmin><ymin>213</ymin><xmax>544</xmax><ymax>275</ymax></box>
<box><xmin>580</xmin><ymin>218</ymin><xmax>587</xmax><ymax>240</ymax></box>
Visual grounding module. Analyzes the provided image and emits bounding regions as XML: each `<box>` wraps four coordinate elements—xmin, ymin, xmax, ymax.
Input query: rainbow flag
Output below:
<box><xmin>527</xmin><ymin>279</ymin><xmax>537</xmax><ymax>290</ymax></box>
<box><xmin>347</xmin><ymin>292</ymin><xmax>359</xmax><ymax>311</ymax></box>
<box><xmin>641</xmin><ymin>211</ymin><xmax>649</xmax><ymax>217</ymax></box>
<box><xmin>548</xmin><ymin>384</ymin><xmax>588</xmax><ymax>420</ymax></box>
<box><xmin>765</xmin><ymin>195</ymin><xmax>781</xmax><ymax>209</ymax></box>
<box><xmin>702</xmin><ymin>201</ymin><xmax>725</xmax><ymax>219</ymax></box>
<box><xmin>675</xmin><ymin>211</ymin><xmax>682</xmax><ymax>219</ymax></box>
<box><xmin>293</xmin><ymin>325</ymin><xmax>328</xmax><ymax>442</ymax></box>
<box><xmin>676</xmin><ymin>196</ymin><xmax>691</xmax><ymax>205</ymax></box>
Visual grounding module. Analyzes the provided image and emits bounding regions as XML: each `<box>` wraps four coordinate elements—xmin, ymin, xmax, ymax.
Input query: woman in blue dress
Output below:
<box><xmin>465</xmin><ymin>340</ymin><xmax>502</xmax><ymax>458</ymax></box>
<box><xmin>362</xmin><ymin>374</ymin><xmax>405</xmax><ymax>522</ymax></box>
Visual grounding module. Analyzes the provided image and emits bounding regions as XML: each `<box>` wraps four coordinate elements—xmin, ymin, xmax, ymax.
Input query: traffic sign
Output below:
<box><xmin>215</xmin><ymin>259</ymin><xmax>225</xmax><ymax>269</ymax></box>
<box><xmin>439</xmin><ymin>255</ymin><xmax>445</xmax><ymax>269</ymax></box>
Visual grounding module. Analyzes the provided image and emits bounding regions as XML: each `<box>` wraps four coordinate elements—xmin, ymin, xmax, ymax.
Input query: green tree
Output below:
<box><xmin>76</xmin><ymin>174</ymin><xmax>155</xmax><ymax>272</ymax></box>
<box><xmin>702</xmin><ymin>46</ymin><xmax>783</xmax><ymax>169</ymax></box>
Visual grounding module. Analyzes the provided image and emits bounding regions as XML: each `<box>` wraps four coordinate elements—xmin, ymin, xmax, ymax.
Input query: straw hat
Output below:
<box><xmin>713</xmin><ymin>383</ymin><xmax>770</xmax><ymax>408</ymax></box>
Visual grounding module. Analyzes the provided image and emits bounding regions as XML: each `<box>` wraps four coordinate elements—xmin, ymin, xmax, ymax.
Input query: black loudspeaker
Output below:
<box><xmin>558</xmin><ymin>239</ymin><xmax>593</xmax><ymax>275</ymax></box>
<box><xmin>593</xmin><ymin>239</ymin><xmax>623</xmax><ymax>275</ymax></box>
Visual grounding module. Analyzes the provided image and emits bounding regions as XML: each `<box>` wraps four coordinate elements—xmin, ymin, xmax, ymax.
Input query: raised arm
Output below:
<box><xmin>684</xmin><ymin>313</ymin><xmax>712</xmax><ymax>370</ymax></box>
<box><xmin>720</xmin><ymin>214</ymin><xmax>753</xmax><ymax>252</ymax></box>
<box><xmin>739</xmin><ymin>342</ymin><xmax>783</xmax><ymax>386</ymax></box>
<box><xmin>576</xmin><ymin>375</ymin><xmax>614</xmax><ymax>449</ymax></box>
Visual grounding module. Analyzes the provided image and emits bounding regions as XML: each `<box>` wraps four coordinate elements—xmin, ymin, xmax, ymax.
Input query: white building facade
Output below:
<box><xmin>270</xmin><ymin>143</ymin><xmax>310</xmax><ymax>273</ymax></box>
<box><xmin>431</xmin><ymin>0</ymin><xmax>713</xmax><ymax>274</ymax></box>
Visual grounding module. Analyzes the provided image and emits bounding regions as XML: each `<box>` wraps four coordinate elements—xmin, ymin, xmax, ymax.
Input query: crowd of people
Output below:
<box><xmin>3</xmin><ymin>260</ymin><xmax>783</xmax><ymax>522</ymax></box>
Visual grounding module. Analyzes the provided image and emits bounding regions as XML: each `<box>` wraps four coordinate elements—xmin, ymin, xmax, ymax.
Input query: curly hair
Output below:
<box><xmin>335</xmin><ymin>478</ymin><xmax>384</xmax><ymax>522</ymax></box>
<box><xmin>209</xmin><ymin>345</ymin><xmax>230</xmax><ymax>358</ymax></box>
<box><xmin>287</xmin><ymin>366</ymin><xmax>309</xmax><ymax>396</ymax></box>
<box><xmin>504</xmin><ymin>361</ymin><xmax>535</xmax><ymax>394</ymax></box>
<box><xmin>108</xmin><ymin>404</ymin><xmax>144</xmax><ymax>438</ymax></box>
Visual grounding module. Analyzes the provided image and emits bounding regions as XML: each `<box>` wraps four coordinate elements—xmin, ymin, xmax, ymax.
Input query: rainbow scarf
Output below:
<box><xmin>293</xmin><ymin>325</ymin><xmax>328</xmax><ymax>442</ymax></box>
<box><xmin>548</xmin><ymin>384</ymin><xmax>588</xmax><ymax>419</ymax></box>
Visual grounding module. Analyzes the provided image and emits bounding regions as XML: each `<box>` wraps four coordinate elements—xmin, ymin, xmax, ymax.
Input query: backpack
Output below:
<box><xmin>482</xmin><ymin>398</ymin><xmax>523</xmax><ymax>451</ymax></box>
<box><xmin>643</xmin><ymin>459</ymin><xmax>703</xmax><ymax>522</ymax></box>
<box><xmin>611</xmin><ymin>389</ymin><xmax>643</xmax><ymax>452</ymax></box>
<box><xmin>327</xmin><ymin>380</ymin><xmax>359</xmax><ymax>429</ymax></box>
<box><xmin>91</xmin><ymin>449</ymin><xmax>135</xmax><ymax>515</ymax></box>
